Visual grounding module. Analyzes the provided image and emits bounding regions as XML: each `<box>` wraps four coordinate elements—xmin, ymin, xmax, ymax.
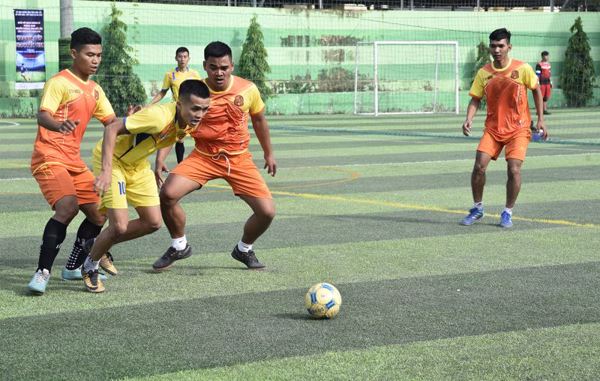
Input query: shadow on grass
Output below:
<box><xmin>2</xmin><ymin>261</ymin><xmax>600</xmax><ymax>379</ymax></box>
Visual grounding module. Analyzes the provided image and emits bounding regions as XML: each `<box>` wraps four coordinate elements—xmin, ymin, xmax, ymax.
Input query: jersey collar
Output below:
<box><xmin>491</xmin><ymin>58</ymin><xmax>513</xmax><ymax>72</ymax></box>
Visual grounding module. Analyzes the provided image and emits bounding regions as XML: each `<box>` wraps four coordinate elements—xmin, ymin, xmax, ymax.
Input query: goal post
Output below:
<box><xmin>354</xmin><ymin>40</ymin><xmax>460</xmax><ymax>116</ymax></box>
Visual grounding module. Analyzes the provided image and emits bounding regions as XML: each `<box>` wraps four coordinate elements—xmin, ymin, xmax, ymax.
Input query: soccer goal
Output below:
<box><xmin>354</xmin><ymin>41</ymin><xmax>460</xmax><ymax>116</ymax></box>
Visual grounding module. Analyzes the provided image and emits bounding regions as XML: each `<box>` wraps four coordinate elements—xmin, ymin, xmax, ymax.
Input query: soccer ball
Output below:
<box><xmin>304</xmin><ymin>282</ymin><xmax>342</xmax><ymax>319</ymax></box>
<box><xmin>532</xmin><ymin>128</ymin><xmax>544</xmax><ymax>142</ymax></box>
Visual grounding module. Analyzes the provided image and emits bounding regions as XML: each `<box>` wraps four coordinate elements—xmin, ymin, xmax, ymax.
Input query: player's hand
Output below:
<box><xmin>264</xmin><ymin>154</ymin><xmax>277</xmax><ymax>177</ymax></box>
<box><xmin>58</xmin><ymin>119</ymin><xmax>79</xmax><ymax>134</ymax></box>
<box><xmin>462</xmin><ymin>119</ymin><xmax>472</xmax><ymax>136</ymax></box>
<box><xmin>94</xmin><ymin>170</ymin><xmax>111</xmax><ymax>196</ymax></box>
<box><xmin>154</xmin><ymin>161</ymin><xmax>170</xmax><ymax>188</ymax></box>
<box><xmin>536</xmin><ymin>119</ymin><xmax>548</xmax><ymax>141</ymax></box>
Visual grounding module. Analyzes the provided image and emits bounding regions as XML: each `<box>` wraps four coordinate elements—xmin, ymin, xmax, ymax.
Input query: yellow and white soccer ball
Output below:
<box><xmin>304</xmin><ymin>282</ymin><xmax>342</xmax><ymax>319</ymax></box>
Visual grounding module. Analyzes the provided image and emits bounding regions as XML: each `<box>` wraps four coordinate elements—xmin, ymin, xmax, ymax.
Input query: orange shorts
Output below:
<box><xmin>32</xmin><ymin>164</ymin><xmax>99</xmax><ymax>208</ymax></box>
<box><xmin>477</xmin><ymin>130</ymin><xmax>530</xmax><ymax>162</ymax></box>
<box><xmin>171</xmin><ymin>150</ymin><xmax>272</xmax><ymax>199</ymax></box>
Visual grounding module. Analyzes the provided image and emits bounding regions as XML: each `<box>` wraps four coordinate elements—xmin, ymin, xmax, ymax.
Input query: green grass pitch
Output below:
<box><xmin>1</xmin><ymin>108</ymin><xmax>600</xmax><ymax>380</ymax></box>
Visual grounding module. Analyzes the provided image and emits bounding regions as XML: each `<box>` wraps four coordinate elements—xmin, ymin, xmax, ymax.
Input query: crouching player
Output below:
<box><xmin>81</xmin><ymin>79</ymin><xmax>210</xmax><ymax>292</ymax></box>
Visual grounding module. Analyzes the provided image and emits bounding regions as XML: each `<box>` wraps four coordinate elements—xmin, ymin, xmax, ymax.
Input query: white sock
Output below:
<box><xmin>83</xmin><ymin>256</ymin><xmax>100</xmax><ymax>272</ymax></box>
<box><xmin>237</xmin><ymin>241</ymin><xmax>253</xmax><ymax>253</ymax></box>
<box><xmin>474</xmin><ymin>202</ymin><xmax>483</xmax><ymax>209</ymax></box>
<box><xmin>172</xmin><ymin>236</ymin><xmax>187</xmax><ymax>251</ymax></box>
<box><xmin>503</xmin><ymin>207</ymin><xmax>513</xmax><ymax>215</ymax></box>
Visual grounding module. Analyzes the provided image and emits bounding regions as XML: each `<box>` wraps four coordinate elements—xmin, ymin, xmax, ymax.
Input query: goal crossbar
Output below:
<box><xmin>354</xmin><ymin>40</ymin><xmax>460</xmax><ymax>116</ymax></box>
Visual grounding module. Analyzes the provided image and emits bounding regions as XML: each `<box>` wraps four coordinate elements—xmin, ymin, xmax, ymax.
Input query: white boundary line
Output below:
<box><xmin>0</xmin><ymin>121</ymin><xmax>21</xmax><ymax>127</ymax></box>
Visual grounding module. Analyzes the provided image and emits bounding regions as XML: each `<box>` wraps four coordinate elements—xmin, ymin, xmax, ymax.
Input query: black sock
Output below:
<box><xmin>37</xmin><ymin>218</ymin><xmax>68</xmax><ymax>272</ymax></box>
<box><xmin>65</xmin><ymin>219</ymin><xmax>103</xmax><ymax>270</ymax></box>
<box><xmin>175</xmin><ymin>141</ymin><xmax>185</xmax><ymax>164</ymax></box>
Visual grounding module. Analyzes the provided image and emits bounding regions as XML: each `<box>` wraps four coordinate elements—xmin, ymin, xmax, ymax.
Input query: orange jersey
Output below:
<box><xmin>191</xmin><ymin>76</ymin><xmax>264</xmax><ymax>155</ymax></box>
<box><xmin>31</xmin><ymin>69</ymin><xmax>115</xmax><ymax>172</ymax></box>
<box><xmin>469</xmin><ymin>59</ymin><xmax>538</xmax><ymax>141</ymax></box>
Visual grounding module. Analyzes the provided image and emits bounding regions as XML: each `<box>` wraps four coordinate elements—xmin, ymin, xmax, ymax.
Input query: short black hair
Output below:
<box><xmin>175</xmin><ymin>47</ymin><xmax>189</xmax><ymax>56</ymax></box>
<box><xmin>179</xmin><ymin>79</ymin><xmax>210</xmax><ymax>101</ymax></box>
<box><xmin>541</xmin><ymin>51</ymin><xmax>549</xmax><ymax>57</ymax></box>
<box><xmin>489</xmin><ymin>28</ymin><xmax>511</xmax><ymax>43</ymax></box>
<box><xmin>70</xmin><ymin>27</ymin><xmax>102</xmax><ymax>50</ymax></box>
<box><xmin>204</xmin><ymin>41</ymin><xmax>232</xmax><ymax>61</ymax></box>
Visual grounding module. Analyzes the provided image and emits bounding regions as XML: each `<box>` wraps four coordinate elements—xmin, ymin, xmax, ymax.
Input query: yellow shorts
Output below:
<box><xmin>477</xmin><ymin>130</ymin><xmax>531</xmax><ymax>162</ymax></box>
<box><xmin>171</xmin><ymin>150</ymin><xmax>272</xmax><ymax>199</ymax></box>
<box><xmin>93</xmin><ymin>155</ymin><xmax>159</xmax><ymax>210</ymax></box>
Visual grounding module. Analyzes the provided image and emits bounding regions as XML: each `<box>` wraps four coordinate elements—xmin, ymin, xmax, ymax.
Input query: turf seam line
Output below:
<box><xmin>272</xmin><ymin>124</ymin><xmax>600</xmax><ymax>147</ymax></box>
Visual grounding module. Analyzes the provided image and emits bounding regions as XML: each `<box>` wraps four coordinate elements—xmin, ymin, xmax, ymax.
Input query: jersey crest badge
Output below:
<box><xmin>234</xmin><ymin>95</ymin><xmax>244</xmax><ymax>107</ymax></box>
<box><xmin>510</xmin><ymin>70</ymin><xmax>519</xmax><ymax>79</ymax></box>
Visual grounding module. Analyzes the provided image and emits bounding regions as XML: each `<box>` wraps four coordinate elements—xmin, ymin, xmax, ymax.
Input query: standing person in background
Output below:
<box><xmin>460</xmin><ymin>28</ymin><xmax>546</xmax><ymax>229</ymax></box>
<box><xmin>152</xmin><ymin>41</ymin><xmax>276</xmax><ymax>272</ymax></box>
<box><xmin>535</xmin><ymin>51</ymin><xmax>552</xmax><ymax>115</ymax></box>
<box><xmin>28</xmin><ymin>27</ymin><xmax>117</xmax><ymax>294</ymax></box>
<box><xmin>150</xmin><ymin>47</ymin><xmax>201</xmax><ymax>163</ymax></box>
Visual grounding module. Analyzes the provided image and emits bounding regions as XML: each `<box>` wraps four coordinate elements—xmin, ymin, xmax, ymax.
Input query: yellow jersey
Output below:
<box><xmin>93</xmin><ymin>102</ymin><xmax>195</xmax><ymax>168</ymax></box>
<box><xmin>160</xmin><ymin>67</ymin><xmax>201</xmax><ymax>101</ymax></box>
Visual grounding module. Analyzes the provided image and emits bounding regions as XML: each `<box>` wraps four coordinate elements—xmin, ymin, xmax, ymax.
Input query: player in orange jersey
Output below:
<box><xmin>152</xmin><ymin>41</ymin><xmax>276</xmax><ymax>271</ymax></box>
<box><xmin>28</xmin><ymin>27</ymin><xmax>117</xmax><ymax>294</ymax></box>
<box><xmin>461</xmin><ymin>28</ymin><xmax>546</xmax><ymax>229</ymax></box>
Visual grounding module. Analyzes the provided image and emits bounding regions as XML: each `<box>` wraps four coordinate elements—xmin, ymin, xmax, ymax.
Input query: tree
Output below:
<box><xmin>236</xmin><ymin>15</ymin><xmax>273</xmax><ymax>100</ymax></box>
<box><xmin>472</xmin><ymin>41</ymin><xmax>491</xmax><ymax>81</ymax></box>
<box><xmin>560</xmin><ymin>17</ymin><xmax>595</xmax><ymax>108</ymax></box>
<box><xmin>472</xmin><ymin>41</ymin><xmax>491</xmax><ymax>108</ymax></box>
<box><xmin>96</xmin><ymin>3</ymin><xmax>146</xmax><ymax>115</ymax></box>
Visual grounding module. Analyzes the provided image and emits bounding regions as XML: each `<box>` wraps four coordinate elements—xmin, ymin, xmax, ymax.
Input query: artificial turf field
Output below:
<box><xmin>1</xmin><ymin>108</ymin><xmax>600</xmax><ymax>380</ymax></box>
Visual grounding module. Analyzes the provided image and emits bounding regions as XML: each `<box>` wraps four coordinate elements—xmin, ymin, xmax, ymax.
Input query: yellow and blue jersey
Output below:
<box><xmin>93</xmin><ymin>102</ymin><xmax>194</xmax><ymax>168</ymax></box>
<box><xmin>161</xmin><ymin>67</ymin><xmax>201</xmax><ymax>101</ymax></box>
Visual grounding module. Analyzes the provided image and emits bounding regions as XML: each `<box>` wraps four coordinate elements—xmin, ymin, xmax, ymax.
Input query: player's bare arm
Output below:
<box><xmin>154</xmin><ymin>146</ymin><xmax>173</xmax><ymax>187</ymax></box>
<box><xmin>532</xmin><ymin>87</ymin><xmax>547</xmax><ymax>140</ymax></box>
<box><xmin>150</xmin><ymin>89</ymin><xmax>168</xmax><ymax>105</ymax></box>
<box><xmin>101</xmin><ymin>115</ymin><xmax>118</xmax><ymax>128</ymax></box>
<box><xmin>251</xmin><ymin>111</ymin><xmax>277</xmax><ymax>176</ymax></box>
<box><xmin>462</xmin><ymin>97</ymin><xmax>481</xmax><ymax>136</ymax></box>
<box><xmin>95</xmin><ymin>119</ymin><xmax>129</xmax><ymax>194</ymax></box>
<box><xmin>37</xmin><ymin>110</ymin><xmax>79</xmax><ymax>134</ymax></box>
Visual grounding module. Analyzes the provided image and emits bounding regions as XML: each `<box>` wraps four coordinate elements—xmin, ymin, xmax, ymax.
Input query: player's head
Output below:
<box><xmin>70</xmin><ymin>27</ymin><xmax>103</xmax><ymax>77</ymax></box>
<box><xmin>488</xmin><ymin>28</ymin><xmax>512</xmax><ymax>64</ymax></box>
<box><xmin>489</xmin><ymin>28</ymin><xmax>511</xmax><ymax>44</ymax></box>
<box><xmin>70</xmin><ymin>27</ymin><xmax>102</xmax><ymax>51</ymax></box>
<box><xmin>175</xmin><ymin>47</ymin><xmax>190</xmax><ymax>69</ymax></box>
<box><xmin>541</xmin><ymin>51</ymin><xmax>549</xmax><ymax>61</ymax></box>
<box><xmin>177</xmin><ymin>79</ymin><xmax>210</xmax><ymax>128</ymax></box>
<box><xmin>203</xmin><ymin>41</ymin><xmax>234</xmax><ymax>91</ymax></box>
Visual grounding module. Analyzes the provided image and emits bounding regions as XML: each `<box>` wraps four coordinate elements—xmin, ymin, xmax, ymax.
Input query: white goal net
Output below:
<box><xmin>354</xmin><ymin>41</ymin><xmax>460</xmax><ymax>116</ymax></box>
